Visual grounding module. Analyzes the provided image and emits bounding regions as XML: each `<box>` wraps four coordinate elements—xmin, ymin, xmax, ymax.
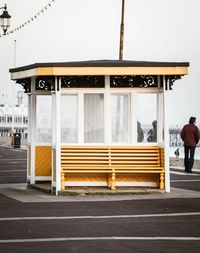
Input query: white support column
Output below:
<box><xmin>163</xmin><ymin>76</ymin><xmax>170</xmax><ymax>193</ymax></box>
<box><xmin>55</xmin><ymin>77</ymin><xmax>61</xmax><ymax>195</ymax></box>
<box><xmin>157</xmin><ymin>92</ymin><xmax>164</xmax><ymax>144</ymax></box>
<box><xmin>51</xmin><ymin>90</ymin><xmax>56</xmax><ymax>192</ymax></box>
<box><xmin>157</xmin><ymin>76</ymin><xmax>164</xmax><ymax>144</ymax></box>
<box><xmin>30</xmin><ymin>93</ymin><xmax>36</xmax><ymax>185</ymax></box>
<box><xmin>27</xmin><ymin>94</ymin><xmax>31</xmax><ymax>183</ymax></box>
<box><xmin>105</xmin><ymin>76</ymin><xmax>111</xmax><ymax>144</ymax></box>
<box><xmin>27</xmin><ymin>94</ymin><xmax>32</xmax><ymax>143</ymax></box>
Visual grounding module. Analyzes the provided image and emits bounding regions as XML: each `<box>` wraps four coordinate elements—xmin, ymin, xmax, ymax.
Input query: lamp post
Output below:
<box><xmin>0</xmin><ymin>4</ymin><xmax>11</xmax><ymax>35</ymax></box>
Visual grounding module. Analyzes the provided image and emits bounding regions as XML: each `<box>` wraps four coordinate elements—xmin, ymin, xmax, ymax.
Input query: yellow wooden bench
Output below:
<box><xmin>61</xmin><ymin>146</ymin><xmax>164</xmax><ymax>191</ymax></box>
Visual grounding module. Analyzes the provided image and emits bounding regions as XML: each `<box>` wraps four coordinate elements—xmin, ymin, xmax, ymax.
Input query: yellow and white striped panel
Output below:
<box><xmin>52</xmin><ymin>148</ymin><xmax>56</xmax><ymax>182</ymax></box>
<box><xmin>35</xmin><ymin>146</ymin><xmax>52</xmax><ymax>176</ymax></box>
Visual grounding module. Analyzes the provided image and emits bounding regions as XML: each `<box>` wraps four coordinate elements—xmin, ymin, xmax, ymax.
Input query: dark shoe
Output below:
<box><xmin>188</xmin><ymin>170</ymin><xmax>193</xmax><ymax>173</ymax></box>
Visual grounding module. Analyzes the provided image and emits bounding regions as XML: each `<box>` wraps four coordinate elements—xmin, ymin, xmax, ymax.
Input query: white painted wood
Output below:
<box><xmin>60</xmin><ymin>142</ymin><xmax>159</xmax><ymax>147</ymax></box>
<box><xmin>30</xmin><ymin>91</ymin><xmax>51</xmax><ymax>96</ymax></box>
<box><xmin>27</xmin><ymin>94</ymin><xmax>31</xmax><ymax>181</ymax></box>
<box><xmin>51</xmin><ymin>92</ymin><xmax>56</xmax><ymax>184</ymax></box>
<box><xmin>64</xmin><ymin>182</ymin><xmax>157</xmax><ymax>187</ymax></box>
<box><xmin>62</xmin><ymin>88</ymin><xmax>107</xmax><ymax>93</ymax></box>
<box><xmin>30</xmin><ymin>92</ymin><xmax>36</xmax><ymax>184</ymax></box>
<box><xmin>55</xmin><ymin>78</ymin><xmax>61</xmax><ymax>194</ymax></box>
<box><xmin>163</xmin><ymin>76</ymin><xmax>170</xmax><ymax>193</ymax></box>
<box><xmin>157</xmin><ymin>91</ymin><xmax>164</xmax><ymax>144</ymax></box>
<box><xmin>27</xmin><ymin>95</ymin><xmax>31</xmax><ymax>144</ymax></box>
<box><xmin>105</xmin><ymin>76</ymin><xmax>111</xmax><ymax>144</ymax></box>
<box><xmin>110</xmin><ymin>88</ymin><xmax>159</xmax><ymax>93</ymax></box>
<box><xmin>35</xmin><ymin>176</ymin><xmax>51</xmax><ymax>181</ymax></box>
<box><xmin>35</xmin><ymin>142</ymin><xmax>52</xmax><ymax>146</ymax></box>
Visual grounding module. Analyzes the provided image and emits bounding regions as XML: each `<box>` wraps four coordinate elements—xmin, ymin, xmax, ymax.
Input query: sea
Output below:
<box><xmin>170</xmin><ymin>146</ymin><xmax>200</xmax><ymax>160</ymax></box>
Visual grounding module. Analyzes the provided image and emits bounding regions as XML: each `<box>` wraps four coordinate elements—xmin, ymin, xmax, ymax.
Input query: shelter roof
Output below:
<box><xmin>9</xmin><ymin>59</ymin><xmax>189</xmax><ymax>79</ymax></box>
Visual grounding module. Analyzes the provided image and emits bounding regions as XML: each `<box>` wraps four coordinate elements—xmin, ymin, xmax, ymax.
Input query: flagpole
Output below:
<box><xmin>119</xmin><ymin>0</ymin><xmax>125</xmax><ymax>60</ymax></box>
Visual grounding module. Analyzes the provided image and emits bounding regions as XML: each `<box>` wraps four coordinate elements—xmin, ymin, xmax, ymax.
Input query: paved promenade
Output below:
<box><xmin>0</xmin><ymin>145</ymin><xmax>200</xmax><ymax>253</ymax></box>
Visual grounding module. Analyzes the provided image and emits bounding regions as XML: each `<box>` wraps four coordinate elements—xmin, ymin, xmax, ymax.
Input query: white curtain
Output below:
<box><xmin>36</xmin><ymin>96</ymin><xmax>52</xmax><ymax>142</ymax></box>
<box><xmin>84</xmin><ymin>94</ymin><xmax>104</xmax><ymax>143</ymax></box>
<box><xmin>112</xmin><ymin>94</ymin><xmax>129</xmax><ymax>143</ymax></box>
<box><xmin>61</xmin><ymin>95</ymin><xmax>78</xmax><ymax>143</ymax></box>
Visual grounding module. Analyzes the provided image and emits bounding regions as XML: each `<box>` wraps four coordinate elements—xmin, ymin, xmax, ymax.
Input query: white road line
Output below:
<box><xmin>0</xmin><ymin>237</ymin><xmax>200</xmax><ymax>244</ymax></box>
<box><xmin>0</xmin><ymin>159</ymin><xmax>26</xmax><ymax>161</ymax></box>
<box><xmin>0</xmin><ymin>175</ymin><xmax>24</xmax><ymax>178</ymax></box>
<box><xmin>0</xmin><ymin>212</ymin><xmax>200</xmax><ymax>221</ymax></box>
<box><xmin>170</xmin><ymin>171</ymin><xmax>199</xmax><ymax>176</ymax></box>
<box><xmin>171</xmin><ymin>166</ymin><xmax>200</xmax><ymax>173</ymax></box>
<box><xmin>0</xmin><ymin>170</ymin><xmax>26</xmax><ymax>173</ymax></box>
<box><xmin>171</xmin><ymin>179</ymin><xmax>200</xmax><ymax>182</ymax></box>
<box><xmin>170</xmin><ymin>171</ymin><xmax>187</xmax><ymax>175</ymax></box>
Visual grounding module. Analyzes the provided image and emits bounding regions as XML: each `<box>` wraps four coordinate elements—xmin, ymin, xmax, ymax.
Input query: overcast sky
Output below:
<box><xmin>0</xmin><ymin>0</ymin><xmax>200</xmax><ymax>126</ymax></box>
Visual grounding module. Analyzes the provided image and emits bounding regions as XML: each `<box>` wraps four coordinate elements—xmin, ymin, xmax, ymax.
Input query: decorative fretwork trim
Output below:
<box><xmin>61</xmin><ymin>76</ymin><xmax>105</xmax><ymax>88</ymax></box>
<box><xmin>110</xmin><ymin>75</ymin><xmax>160</xmax><ymax>88</ymax></box>
<box><xmin>36</xmin><ymin>76</ymin><xmax>55</xmax><ymax>91</ymax></box>
<box><xmin>166</xmin><ymin>75</ymin><xmax>182</xmax><ymax>90</ymax></box>
<box><xmin>16</xmin><ymin>78</ymin><xmax>31</xmax><ymax>93</ymax></box>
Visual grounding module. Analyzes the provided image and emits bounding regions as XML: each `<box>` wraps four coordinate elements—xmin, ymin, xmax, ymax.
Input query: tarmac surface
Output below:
<box><xmin>0</xmin><ymin>145</ymin><xmax>200</xmax><ymax>253</ymax></box>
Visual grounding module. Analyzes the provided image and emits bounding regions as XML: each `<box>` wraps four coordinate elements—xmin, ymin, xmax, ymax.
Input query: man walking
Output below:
<box><xmin>181</xmin><ymin>117</ymin><xmax>200</xmax><ymax>173</ymax></box>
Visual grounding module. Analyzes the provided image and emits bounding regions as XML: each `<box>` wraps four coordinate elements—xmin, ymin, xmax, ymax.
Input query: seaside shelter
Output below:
<box><xmin>10</xmin><ymin>60</ymin><xmax>189</xmax><ymax>195</ymax></box>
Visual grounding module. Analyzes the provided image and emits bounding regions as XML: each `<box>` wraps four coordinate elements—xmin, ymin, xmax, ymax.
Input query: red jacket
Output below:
<box><xmin>180</xmin><ymin>123</ymin><xmax>200</xmax><ymax>147</ymax></box>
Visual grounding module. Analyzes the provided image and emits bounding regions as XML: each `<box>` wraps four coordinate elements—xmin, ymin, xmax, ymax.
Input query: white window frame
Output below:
<box><xmin>61</xmin><ymin>83</ymin><xmax>160</xmax><ymax>146</ymax></box>
<box><xmin>61</xmin><ymin>88</ymin><xmax>106</xmax><ymax>145</ymax></box>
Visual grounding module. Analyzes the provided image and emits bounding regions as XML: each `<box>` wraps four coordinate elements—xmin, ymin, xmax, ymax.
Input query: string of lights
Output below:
<box><xmin>0</xmin><ymin>0</ymin><xmax>56</xmax><ymax>38</ymax></box>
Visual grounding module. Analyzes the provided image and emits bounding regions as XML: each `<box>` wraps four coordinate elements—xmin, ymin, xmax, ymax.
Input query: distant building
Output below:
<box><xmin>0</xmin><ymin>103</ymin><xmax>28</xmax><ymax>138</ymax></box>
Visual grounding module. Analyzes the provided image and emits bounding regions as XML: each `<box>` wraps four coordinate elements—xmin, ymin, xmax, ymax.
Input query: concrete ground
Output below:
<box><xmin>0</xmin><ymin>145</ymin><xmax>200</xmax><ymax>253</ymax></box>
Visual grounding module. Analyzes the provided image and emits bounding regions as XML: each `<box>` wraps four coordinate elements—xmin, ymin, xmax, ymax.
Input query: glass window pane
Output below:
<box><xmin>137</xmin><ymin>94</ymin><xmax>157</xmax><ymax>143</ymax></box>
<box><xmin>84</xmin><ymin>94</ymin><xmax>104</xmax><ymax>143</ymax></box>
<box><xmin>112</xmin><ymin>94</ymin><xmax>130</xmax><ymax>143</ymax></box>
<box><xmin>36</xmin><ymin>96</ymin><xmax>52</xmax><ymax>142</ymax></box>
<box><xmin>61</xmin><ymin>95</ymin><xmax>78</xmax><ymax>143</ymax></box>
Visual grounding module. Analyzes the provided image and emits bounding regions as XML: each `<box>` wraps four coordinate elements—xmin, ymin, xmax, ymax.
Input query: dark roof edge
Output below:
<box><xmin>9</xmin><ymin>60</ymin><xmax>190</xmax><ymax>73</ymax></box>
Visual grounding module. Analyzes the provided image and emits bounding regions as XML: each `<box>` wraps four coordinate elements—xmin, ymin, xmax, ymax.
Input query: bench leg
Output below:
<box><xmin>61</xmin><ymin>172</ymin><xmax>65</xmax><ymax>191</ymax></box>
<box><xmin>160</xmin><ymin>173</ymin><xmax>164</xmax><ymax>190</ymax></box>
<box><xmin>111</xmin><ymin>172</ymin><xmax>116</xmax><ymax>190</ymax></box>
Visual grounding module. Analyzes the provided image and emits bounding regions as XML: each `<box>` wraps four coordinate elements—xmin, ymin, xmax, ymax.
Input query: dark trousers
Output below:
<box><xmin>184</xmin><ymin>146</ymin><xmax>196</xmax><ymax>172</ymax></box>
